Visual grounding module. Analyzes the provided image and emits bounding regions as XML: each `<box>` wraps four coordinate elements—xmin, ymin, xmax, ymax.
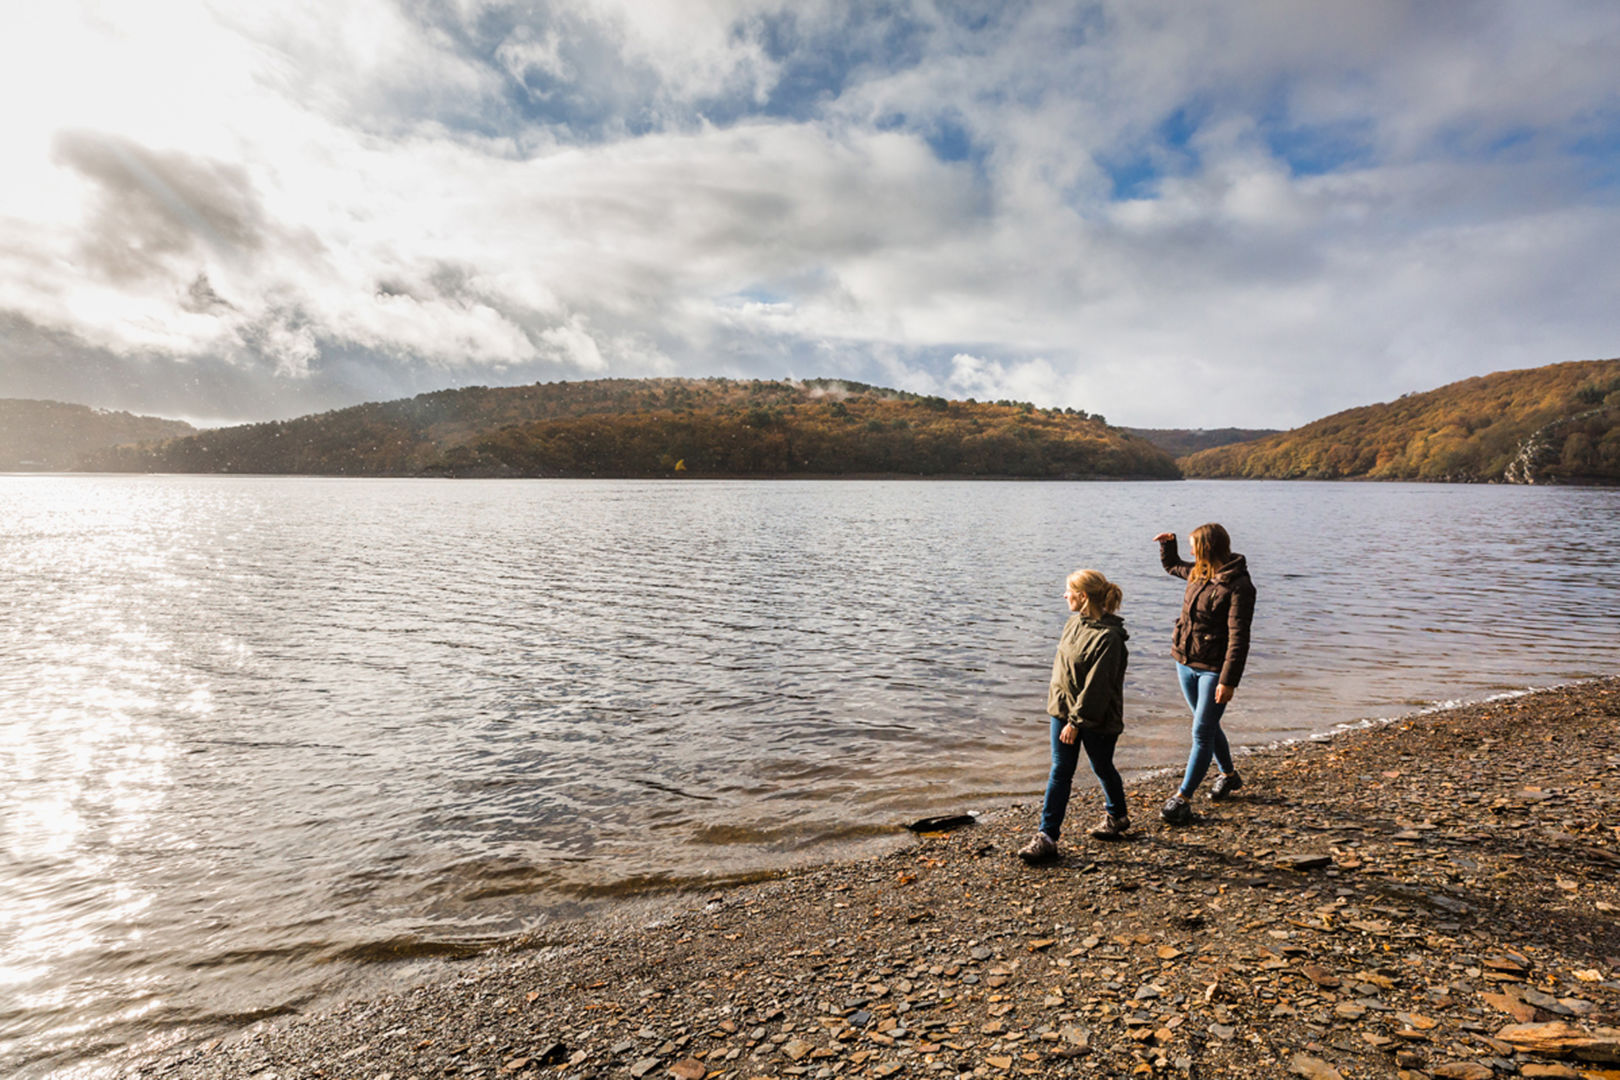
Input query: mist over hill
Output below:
<box><xmin>2</xmin><ymin>399</ymin><xmax>196</xmax><ymax>470</ymax></box>
<box><xmin>80</xmin><ymin>378</ymin><xmax>1181</xmax><ymax>480</ymax></box>
<box><xmin>1180</xmin><ymin>358</ymin><xmax>1620</xmax><ymax>483</ymax></box>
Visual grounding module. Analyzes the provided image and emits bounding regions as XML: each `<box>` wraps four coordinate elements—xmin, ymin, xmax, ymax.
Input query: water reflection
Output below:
<box><xmin>0</xmin><ymin>476</ymin><xmax>1617</xmax><ymax>1077</ymax></box>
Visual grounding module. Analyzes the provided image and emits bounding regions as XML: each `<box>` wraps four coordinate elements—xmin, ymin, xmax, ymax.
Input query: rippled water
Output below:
<box><xmin>3</xmin><ymin>476</ymin><xmax>1617</xmax><ymax>1076</ymax></box>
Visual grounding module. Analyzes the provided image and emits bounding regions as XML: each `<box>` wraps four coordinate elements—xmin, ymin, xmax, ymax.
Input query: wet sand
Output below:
<box><xmin>126</xmin><ymin>679</ymin><xmax>1620</xmax><ymax>1080</ymax></box>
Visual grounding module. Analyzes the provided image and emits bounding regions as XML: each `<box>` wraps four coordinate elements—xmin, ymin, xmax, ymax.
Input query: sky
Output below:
<box><xmin>1</xmin><ymin>1</ymin><xmax>1617</xmax><ymax>429</ymax></box>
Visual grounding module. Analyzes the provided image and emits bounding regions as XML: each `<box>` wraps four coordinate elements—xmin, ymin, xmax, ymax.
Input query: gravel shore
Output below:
<box><xmin>129</xmin><ymin>679</ymin><xmax>1620</xmax><ymax>1080</ymax></box>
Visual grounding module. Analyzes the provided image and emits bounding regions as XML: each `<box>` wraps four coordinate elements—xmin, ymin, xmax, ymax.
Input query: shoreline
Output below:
<box><xmin>122</xmin><ymin>678</ymin><xmax>1620</xmax><ymax>1080</ymax></box>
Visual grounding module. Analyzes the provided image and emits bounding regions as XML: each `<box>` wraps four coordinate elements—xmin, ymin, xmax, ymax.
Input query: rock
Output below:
<box><xmin>669</xmin><ymin>1060</ymin><xmax>706</xmax><ymax>1080</ymax></box>
<box><xmin>1288</xmin><ymin>1052</ymin><xmax>1344</xmax><ymax>1080</ymax></box>
<box><xmin>630</xmin><ymin>1059</ymin><xmax>662</xmax><ymax>1078</ymax></box>
<box><xmin>1276</xmin><ymin>853</ymin><xmax>1333</xmax><ymax>872</ymax></box>
<box><xmin>907</xmin><ymin>814</ymin><xmax>977</xmax><ymax>833</ymax></box>
<box><xmin>1482</xmin><ymin>953</ymin><xmax>1530</xmax><ymax>975</ymax></box>
<box><xmin>1431</xmin><ymin>1063</ymin><xmax>1493</xmax><ymax>1080</ymax></box>
<box><xmin>1520</xmin><ymin>1065</ymin><xmax>1582</xmax><ymax>1078</ymax></box>
<box><xmin>1301</xmin><ymin>964</ymin><xmax>1341</xmax><ymax>989</ymax></box>
<box><xmin>781</xmin><ymin>1039</ymin><xmax>816</xmax><ymax>1061</ymax></box>
<box><xmin>1493</xmin><ymin>1021</ymin><xmax>1620</xmax><ymax>1062</ymax></box>
<box><xmin>1479</xmin><ymin>990</ymin><xmax>1537</xmax><ymax>1023</ymax></box>
<box><xmin>1521</xmin><ymin>988</ymin><xmax>1574</xmax><ymax>1016</ymax></box>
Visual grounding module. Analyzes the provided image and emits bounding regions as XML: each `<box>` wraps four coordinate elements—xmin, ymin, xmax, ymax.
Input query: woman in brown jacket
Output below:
<box><xmin>1152</xmin><ymin>523</ymin><xmax>1256</xmax><ymax>825</ymax></box>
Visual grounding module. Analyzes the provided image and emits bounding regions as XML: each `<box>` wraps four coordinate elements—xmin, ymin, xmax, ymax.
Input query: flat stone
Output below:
<box><xmin>781</xmin><ymin>1039</ymin><xmax>816</xmax><ymax>1061</ymax></box>
<box><xmin>1431</xmin><ymin>1063</ymin><xmax>1493</xmax><ymax>1080</ymax></box>
<box><xmin>1494</xmin><ymin>1021</ymin><xmax>1620</xmax><ymax>1062</ymax></box>
<box><xmin>1520</xmin><ymin>1065</ymin><xmax>1582</xmax><ymax>1078</ymax></box>
<box><xmin>1301</xmin><ymin>964</ymin><xmax>1341</xmax><ymax>989</ymax></box>
<box><xmin>1277</xmin><ymin>853</ymin><xmax>1333</xmax><ymax>872</ymax></box>
<box><xmin>669</xmin><ymin>1060</ymin><xmax>706</xmax><ymax>1080</ymax></box>
<box><xmin>1288</xmin><ymin>1052</ymin><xmax>1345</xmax><ymax>1080</ymax></box>
<box><xmin>1480</xmin><ymin>991</ymin><xmax>1537</xmax><ymax>1023</ymax></box>
<box><xmin>630</xmin><ymin>1059</ymin><xmax>662</xmax><ymax>1079</ymax></box>
<box><xmin>1521</xmin><ymin>988</ymin><xmax>1574</xmax><ymax>1016</ymax></box>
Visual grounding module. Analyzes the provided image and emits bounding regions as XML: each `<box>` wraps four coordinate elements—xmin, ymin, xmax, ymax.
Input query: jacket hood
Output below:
<box><xmin>1080</xmin><ymin>612</ymin><xmax>1129</xmax><ymax>642</ymax></box>
<box><xmin>1213</xmin><ymin>554</ymin><xmax>1249</xmax><ymax>583</ymax></box>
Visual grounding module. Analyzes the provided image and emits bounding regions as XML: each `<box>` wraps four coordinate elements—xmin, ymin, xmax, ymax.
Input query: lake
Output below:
<box><xmin>2</xmin><ymin>476</ymin><xmax>1617</xmax><ymax>1076</ymax></box>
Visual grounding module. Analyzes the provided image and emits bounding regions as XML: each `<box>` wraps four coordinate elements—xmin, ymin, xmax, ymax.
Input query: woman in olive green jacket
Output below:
<box><xmin>1018</xmin><ymin>569</ymin><xmax>1131</xmax><ymax>864</ymax></box>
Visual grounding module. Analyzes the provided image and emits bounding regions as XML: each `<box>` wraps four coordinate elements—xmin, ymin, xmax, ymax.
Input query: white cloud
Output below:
<box><xmin>1</xmin><ymin>1</ymin><xmax>1618</xmax><ymax>427</ymax></box>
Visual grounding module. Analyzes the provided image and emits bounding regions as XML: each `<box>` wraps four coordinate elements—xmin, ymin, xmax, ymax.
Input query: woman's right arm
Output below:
<box><xmin>1155</xmin><ymin>532</ymin><xmax>1191</xmax><ymax>580</ymax></box>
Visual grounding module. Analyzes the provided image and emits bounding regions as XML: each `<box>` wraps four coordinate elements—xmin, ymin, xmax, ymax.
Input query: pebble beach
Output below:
<box><xmin>125</xmin><ymin>679</ymin><xmax>1620</xmax><ymax>1080</ymax></box>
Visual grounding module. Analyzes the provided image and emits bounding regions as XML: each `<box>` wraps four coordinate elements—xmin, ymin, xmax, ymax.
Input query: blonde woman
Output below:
<box><xmin>1018</xmin><ymin>569</ymin><xmax>1131</xmax><ymax>864</ymax></box>
<box><xmin>1152</xmin><ymin>523</ymin><xmax>1257</xmax><ymax>825</ymax></box>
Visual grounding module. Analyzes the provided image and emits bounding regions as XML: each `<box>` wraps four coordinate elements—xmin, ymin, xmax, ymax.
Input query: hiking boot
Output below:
<box><xmin>1089</xmin><ymin>813</ymin><xmax>1130</xmax><ymax>840</ymax></box>
<box><xmin>1210</xmin><ymin>771</ymin><xmax>1244</xmax><ymax>801</ymax></box>
<box><xmin>1017</xmin><ymin>832</ymin><xmax>1058</xmax><ymax>864</ymax></box>
<box><xmin>1160</xmin><ymin>794</ymin><xmax>1193</xmax><ymax>826</ymax></box>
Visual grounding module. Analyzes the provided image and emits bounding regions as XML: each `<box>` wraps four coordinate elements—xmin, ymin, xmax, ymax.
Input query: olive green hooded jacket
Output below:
<box><xmin>1046</xmin><ymin>612</ymin><xmax>1129</xmax><ymax>734</ymax></box>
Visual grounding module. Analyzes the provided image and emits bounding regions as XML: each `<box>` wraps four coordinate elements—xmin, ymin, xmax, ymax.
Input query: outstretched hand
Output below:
<box><xmin>1152</xmin><ymin>531</ymin><xmax>1174</xmax><ymax>543</ymax></box>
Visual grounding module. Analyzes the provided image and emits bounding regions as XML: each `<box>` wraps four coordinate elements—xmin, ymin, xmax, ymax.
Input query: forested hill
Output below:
<box><xmin>81</xmin><ymin>378</ymin><xmax>1180</xmax><ymax>479</ymax></box>
<box><xmin>1181</xmin><ymin>358</ymin><xmax>1620</xmax><ymax>483</ymax></box>
<box><xmin>2</xmin><ymin>399</ymin><xmax>196</xmax><ymax>470</ymax></box>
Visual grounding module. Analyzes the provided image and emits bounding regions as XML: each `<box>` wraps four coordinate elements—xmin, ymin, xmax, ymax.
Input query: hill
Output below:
<box><xmin>1122</xmin><ymin>427</ymin><xmax>1282</xmax><ymax>459</ymax></box>
<box><xmin>1</xmin><ymin>399</ymin><xmax>196</xmax><ymax>471</ymax></box>
<box><xmin>80</xmin><ymin>378</ymin><xmax>1180</xmax><ymax>479</ymax></box>
<box><xmin>1181</xmin><ymin>358</ymin><xmax>1620</xmax><ymax>483</ymax></box>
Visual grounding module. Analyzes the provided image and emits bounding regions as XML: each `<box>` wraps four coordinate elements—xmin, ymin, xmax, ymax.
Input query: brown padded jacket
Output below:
<box><xmin>1159</xmin><ymin>538</ymin><xmax>1257</xmax><ymax>688</ymax></box>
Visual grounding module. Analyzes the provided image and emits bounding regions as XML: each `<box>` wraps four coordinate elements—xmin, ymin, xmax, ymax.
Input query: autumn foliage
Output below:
<box><xmin>81</xmin><ymin>378</ymin><xmax>1180</xmax><ymax>479</ymax></box>
<box><xmin>1180</xmin><ymin>359</ymin><xmax>1620</xmax><ymax>483</ymax></box>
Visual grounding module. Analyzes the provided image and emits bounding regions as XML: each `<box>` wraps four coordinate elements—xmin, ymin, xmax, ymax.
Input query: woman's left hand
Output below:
<box><xmin>1215</xmin><ymin>684</ymin><xmax>1235</xmax><ymax>705</ymax></box>
<box><xmin>1059</xmin><ymin>721</ymin><xmax>1079</xmax><ymax>744</ymax></box>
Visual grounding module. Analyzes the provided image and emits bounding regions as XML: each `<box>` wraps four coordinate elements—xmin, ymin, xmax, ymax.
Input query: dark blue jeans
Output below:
<box><xmin>1176</xmin><ymin>662</ymin><xmax>1234</xmax><ymax>797</ymax></box>
<box><xmin>1039</xmin><ymin>716</ymin><xmax>1127</xmax><ymax>840</ymax></box>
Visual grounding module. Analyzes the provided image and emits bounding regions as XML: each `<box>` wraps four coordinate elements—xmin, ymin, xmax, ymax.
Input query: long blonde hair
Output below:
<box><xmin>1067</xmin><ymin>569</ymin><xmax>1123</xmax><ymax>616</ymax></box>
<box><xmin>1189</xmin><ymin>522</ymin><xmax>1233</xmax><ymax>581</ymax></box>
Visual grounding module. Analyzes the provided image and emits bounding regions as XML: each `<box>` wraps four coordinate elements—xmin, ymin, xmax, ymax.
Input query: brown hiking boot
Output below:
<box><xmin>1089</xmin><ymin>813</ymin><xmax>1130</xmax><ymax>840</ymax></box>
<box><xmin>1017</xmin><ymin>832</ymin><xmax>1058</xmax><ymax>864</ymax></box>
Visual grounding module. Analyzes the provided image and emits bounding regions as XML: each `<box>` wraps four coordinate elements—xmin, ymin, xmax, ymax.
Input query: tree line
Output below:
<box><xmin>81</xmin><ymin>378</ymin><xmax>1180</xmax><ymax>479</ymax></box>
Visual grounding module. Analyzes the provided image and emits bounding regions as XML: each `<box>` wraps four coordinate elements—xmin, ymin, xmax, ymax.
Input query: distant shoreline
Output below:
<box><xmin>14</xmin><ymin>470</ymin><xmax>1619</xmax><ymax>486</ymax></box>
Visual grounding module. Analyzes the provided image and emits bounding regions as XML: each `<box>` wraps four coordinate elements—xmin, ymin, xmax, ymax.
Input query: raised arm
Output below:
<box><xmin>1155</xmin><ymin>532</ymin><xmax>1191</xmax><ymax>580</ymax></box>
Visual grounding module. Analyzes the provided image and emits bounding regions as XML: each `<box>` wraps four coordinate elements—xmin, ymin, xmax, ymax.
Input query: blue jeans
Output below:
<box><xmin>1176</xmin><ymin>662</ymin><xmax>1234</xmax><ymax>797</ymax></box>
<box><xmin>1039</xmin><ymin>717</ymin><xmax>1127</xmax><ymax>839</ymax></box>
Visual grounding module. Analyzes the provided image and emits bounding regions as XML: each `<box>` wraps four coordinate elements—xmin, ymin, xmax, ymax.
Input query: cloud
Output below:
<box><xmin>1</xmin><ymin>0</ymin><xmax>1618</xmax><ymax>427</ymax></box>
<box><xmin>52</xmin><ymin>132</ymin><xmax>268</xmax><ymax>281</ymax></box>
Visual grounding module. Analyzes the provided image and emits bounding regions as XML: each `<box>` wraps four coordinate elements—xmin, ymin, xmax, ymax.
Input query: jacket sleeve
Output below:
<box><xmin>1219</xmin><ymin>580</ymin><xmax>1256</xmax><ymax>687</ymax></box>
<box><xmin>1159</xmin><ymin>537</ymin><xmax>1191</xmax><ymax>580</ymax></box>
<box><xmin>1073</xmin><ymin>634</ymin><xmax>1125</xmax><ymax>722</ymax></box>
